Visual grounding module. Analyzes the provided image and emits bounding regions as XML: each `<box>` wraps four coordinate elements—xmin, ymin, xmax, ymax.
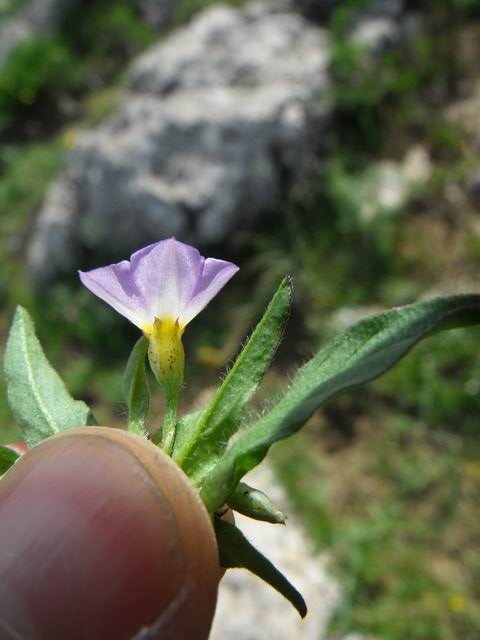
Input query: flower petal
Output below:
<box><xmin>79</xmin><ymin>238</ymin><xmax>239</xmax><ymax>331</ymax></box>
<box><xmin>130</xmin><ymin>238</ymin><xmax>204</xmax><ymax>320</ymax></box>
<box><xmin>179</xmin><ymin>258</ymin><xmax>239</xmax><ymax>326</ymax></box>
<box><xmin>79</xmin><ymin>263</ymin><xmax>150</xmax><ymax>329</ymax></box>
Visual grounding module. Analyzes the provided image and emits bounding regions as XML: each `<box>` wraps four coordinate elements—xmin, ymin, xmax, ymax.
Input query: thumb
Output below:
<box><xmin>0</xmin><ymin>428</ymin><xmax>220</xmax><ymax>640</ymax></box>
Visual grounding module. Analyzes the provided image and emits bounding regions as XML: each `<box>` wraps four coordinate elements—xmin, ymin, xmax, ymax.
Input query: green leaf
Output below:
<box><xmin>173</xmin><ymin>277</ymin><xmax>292</xmax><ymax>481</ymax></box>
<box><xmin>170</xmin><ymin>409</ymin><xmax>202</xmax><ymax>454</ymax></box>
<box><xmin>123</xmin><ymin>336</ymin><xmax>150</xmax><ymax>437</ymax></box>
<box><xmin>215</xmin><ymin>518</ymin><xmax>307</xmax><ymax>618</ymax></box>
<box><xmin>228</xmin><ymin>482</ymin><xmax>287</xmax><ymax>524</ymax></box>
<box><xmin>0</xmin><ymin>446</ymin><xmax>20</xmax><ymax>475</ymax></box>
<box><xmin>4</xmin><ymin>306</ymin><xmax>95</xmax><ymax>448</ymax></box>
<box><xmin>201</xmin><ymin>294</ymin><xmax>480</xmax><ymax>510</ymax></box>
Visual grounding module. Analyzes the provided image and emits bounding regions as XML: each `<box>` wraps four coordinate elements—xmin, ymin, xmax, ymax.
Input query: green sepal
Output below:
<box><xmin>0</xmin><ymin>446</ymin><xmax>20</xmax><ymax>476</ymax></box>
<box><xmin>173</xmin><ymin>277</ymin><xmax>292</xmax><ymax>482</ymax></box>
<box><xmin>4</xmin><ymin>306</ymin><xmax>96</xmax><ymax>448</ymax></box>
<box><xmin>215</xmin><ymin>518</ymin><xmax>306</xmax><ymax>618</ymax></box>
<box><xmin>228</xmin><ymin>482</ymin><xmax>287</xmax><ymax>524</ymax></box>
<box><xmin>123</xmin><ymin>336</ymin><xmax>150</xmax><ymax>437</ymax></box>
<box><xmin>201</xmin><ymin>294</ymin><xmax>480</xmax><ymax>511</ymax></box>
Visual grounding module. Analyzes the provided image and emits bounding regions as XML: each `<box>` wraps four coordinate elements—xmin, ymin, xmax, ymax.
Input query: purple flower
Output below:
<box><xmin>79</xmin><ymin>238</ymin><xmax>239</xmax><ymax>334</ymax></box>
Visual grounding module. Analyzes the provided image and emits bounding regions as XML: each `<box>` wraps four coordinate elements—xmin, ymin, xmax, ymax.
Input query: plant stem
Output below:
<box><xmin>160</xmin><ymin>387</ymin><xmax>178</xmax><ymax>456</ymax></box>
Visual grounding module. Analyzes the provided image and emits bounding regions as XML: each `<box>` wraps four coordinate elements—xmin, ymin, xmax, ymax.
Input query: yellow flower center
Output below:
<box><xmin>143</xmin><ymin>317</ymin><xmax>185</xmax><ymax>392</ymax></box>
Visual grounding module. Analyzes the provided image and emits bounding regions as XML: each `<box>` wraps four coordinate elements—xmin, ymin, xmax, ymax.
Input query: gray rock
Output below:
<box><xmin>349</xmin><ymin>0</ymin><xmax>405</xmax><ymax>53</ymax></box>
<box><xmin>351</xmin><ymin>15</ymin><xmax>400</xmax><ymax>52</ymax></box>
<box><xmin>0</xmin><ymin>0</ymin><xmax>78</xmax><ymax>66</ymax></box>
<box><xmin>327</xmin><ymin>0</ymin><xmax>415</xmax><ymax>54</ymax></box>
<box><xmin>468</xmin><ymin>170</ymin><xmax>480</xmax><ymax>205</ymax></box>
<box><xmin>139</xmin><ymin>0</ymin><xmax>173</xmax><ymax>32</ymax></box>
<box><xmin>364</xmin><ymin>0</ymin><xmax>405</xmax><ymax>19</ymax></box>
<box><xmin>27</xmin><ymin>0</ymin><xmax>330</xmax><ymax>286</ymax></box>
<box><xmin>332</xmin><ymin>146</ymin><xmax>431</xmax><ymax>225</ymax></box>
<box><xmin>210</xmin><ymin>463</ymin><xmax>341</xmax><ymax>640</ymax></box>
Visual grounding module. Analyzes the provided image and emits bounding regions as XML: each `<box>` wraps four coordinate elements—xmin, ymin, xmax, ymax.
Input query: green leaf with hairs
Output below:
<box><xmin>173</xmin><ymin>277</ymin><xmax>292</xmax><ymax>482</ymax></box>
<box><xmin>4</xmin><ymin>306</ymin><xmax>96</xmax><ymax>448</ymax></box>
<box><xmin>201</xmin><ymin>294</ymin><xmax>480</xmax><ymax>511</ymax></box>
<box><xmin>123</xmin><ymin>336</ymin><xmax>150</xmax><ymax>437</ymax></box>
<box><xmin>215</xmin><ymin>518</ymin><xmax>306</xmax><ymax>618</ymax></box>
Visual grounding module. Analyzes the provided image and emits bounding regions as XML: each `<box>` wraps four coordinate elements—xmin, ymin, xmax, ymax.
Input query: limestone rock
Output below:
<box><xmin>139</xmin><ymin>0</ymin><xmax>173</xmax><ymax>32</ymax></box>
<box><xmin>27</xmin><ymin>0</ymin><xmax>330</xmax><ymax>286</ymax></box>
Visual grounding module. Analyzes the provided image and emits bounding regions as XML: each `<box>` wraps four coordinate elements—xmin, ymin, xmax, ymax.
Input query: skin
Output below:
<box><xmin>0</xmin><ymin>428</ymin><xmax>220</xmax><ymax>640</ymax></box>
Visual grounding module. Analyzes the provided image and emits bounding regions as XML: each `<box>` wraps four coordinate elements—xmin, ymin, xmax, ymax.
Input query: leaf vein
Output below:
<box><xmin>18</xmin><ymin>313</ymin><xmax>58</xmax><ymax>433</ymax></box>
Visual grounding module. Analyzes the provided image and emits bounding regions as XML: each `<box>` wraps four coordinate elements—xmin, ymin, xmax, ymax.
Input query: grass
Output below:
<box><xmin>0</xmin><ymin>0</ymin><xmax>26</xmax><ymax>18</ymax></box>
<box><xmin>0</xmin><ymin>0</ymin><xmax>155</xmax><ymax>134</ymax></box>
<box><xmin>272</xmin><ymin>372</ymin><xmax>480</xmax><ymax>639</ymax></box>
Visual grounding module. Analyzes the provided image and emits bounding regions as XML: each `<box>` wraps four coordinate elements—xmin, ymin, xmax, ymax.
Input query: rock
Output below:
<box><xmin>139</xmin><ymin>0</ymin><xmax>173</xmax><ymax>32</ymax></box>
<box><xmin>357</xmin><ymin>146</ymin><xmax>431</xmax><ymax>222</ymax></box>
<box><xmin>351</xmin><ymin>16</ymin><xmax>400</xmax><ymax>52</ymax></box>
<box><xmin>329</xmin><ymin>0</ymin><xmax>417</xmax><ymax>54</ymax></box>
<box><xmin>402</xmin><ymin>145</ymin><xmax>432</xmax><ymax>184</ymax></box>
<box><xmin>0</xmin><ymin>0</ymin><xmax>78</xmax><ymax>67</ymax></box>
<box><xmin>210</xmin><ymin>463</ymin><xmax>341</xmax><ymax>640</ymax></box>
<box><xmin>328</xmin><ymin>306</ymin><xmax>383</xmax><ymax>333</ymax></box>
<box><xmin>27</xmin><ymin>0</ymin><xmax>330</xmax><ymax>287</ymax></box>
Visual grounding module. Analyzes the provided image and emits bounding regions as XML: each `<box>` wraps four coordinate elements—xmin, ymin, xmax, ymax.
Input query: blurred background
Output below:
<box><xmin>1</xmin><ymin>0</ymin><xmax>480</xmax><ymax>637</ymax></box>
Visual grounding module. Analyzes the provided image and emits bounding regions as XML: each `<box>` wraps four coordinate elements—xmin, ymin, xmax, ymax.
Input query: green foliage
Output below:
<box><xmin>123</xmin><ymin>336</ymin><xmax>150</xmax><ymax>437</ymax></box>
<box><xmin>174</xmin><ymin>277</ymin><xmax>292</xmax><ymax>481</ymax></box>
<box><xmin>200</xmin><ymin>296</ymin><xmax>480</xmax><ymax>511</ymax></box>
<box><xmin>0</xmin><ymin>37</ymin><xmax>80</xmax><ymax>126</ymax></box>
<box><xmin>0</xmin><ymin>445</ymin><xmax>19</xmax><ymax>475</ymax></box>
<box><xmin>327</xmin><ymin>0</ymin><xmax>470</xmax><ymax>163</ymax></box>
<box><xmin>3</xmin><ymin>306</ymin><xmax>95</xmax><ymax>447</ymax></box>
<box><xmin>273</xmin><ymin>413</ymin><xmax>480</xmax><ymax>640</ymax></box>
<box><xmin>0</xmin><ymin>0</ymin><xmax>155</xmax><ymax>131</ymax></box>
<box><xmin>0</xmin><ymin>386</ymin><xmax>20</xmax><ymax>443</ymax></box>
<box><xmin>0</xmin><ymin>141</ymin><xmax>65</xmax><ymax>226</ymax></box>
<box><xmin>376</xmin><ymin>329</ymin><xmax>480</xmax><ymax>438</ymax></box>
<box><xmin>62</xmin><ymin>0</ymin><xmax>155</xmax><ymax>62</ymax></box>
<box><xmin>0</xmin><ymin>0</ymin><xmax>26</xmax><ymax>18</ymax></box>
<box><xmin>174</xmin><ymin>0</ymin><xmax>247</xmax><ymax>24</ymax></box>
<box><xmin>215</xmin><ymin>517</ymin><xmax>307</xmax><ymax>618</ymax></box>
<box><xmin>0</xmin><ymin>0</ymin><xmax>479</xmax><ymax>633</ymax></box>
<box><xmin>0</xmin><ymin>140</ymin><xmax>65</xmax><ymax>300</ymax></box>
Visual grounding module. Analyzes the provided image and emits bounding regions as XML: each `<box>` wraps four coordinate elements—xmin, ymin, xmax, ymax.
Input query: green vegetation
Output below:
<box><xmin>0</xmin><ymin>0</ymin><xmax>479</xmax><ymax>637</ymax></box>
<box><xmin>0</xmin><ymin>0</ymin><xmax>155</xmax><ymax>132</ymax></box>
<box><xmin>273</xmin><ymin>409</ymin><xmax>480</xmax><ymax>640</ymax></box>
<box><xmin>0</xmin><ymin>0</ymin><xmax>156</xmax><ymax>437</ymax></box>
<box><xmin>255</xmin><ymin>2</ymin><xmax>480</xmax><ymax>638</ymax></box>
<box><xmin>0</xmin><ymin>37</ymin><xmax>80</xmax><ymax>128</ymax></box>
<box><xmin>0</xmin><ymin>139</ymin><xmax>67</xmax><ymax>440</ymax></box>
<box><xmin>0</xmin><ymin>0</ymin><xmax>26</xmax><ymax>19</ymax></box>
<box><xmin>174</xmin><ymin>0</ymin><xmax>247</xmax><ymax>24</ymax></box>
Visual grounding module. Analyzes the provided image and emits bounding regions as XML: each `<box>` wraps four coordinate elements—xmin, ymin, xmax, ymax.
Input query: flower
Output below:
<box><xmin>79</xmin><ymin>238</ymin><xmax>238</xmax><ymax>332</ymax></box>
<box><xmin>79</xmin><ymin>238</ymin><xmax>238</xmax><ymax>392</ymax></box>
